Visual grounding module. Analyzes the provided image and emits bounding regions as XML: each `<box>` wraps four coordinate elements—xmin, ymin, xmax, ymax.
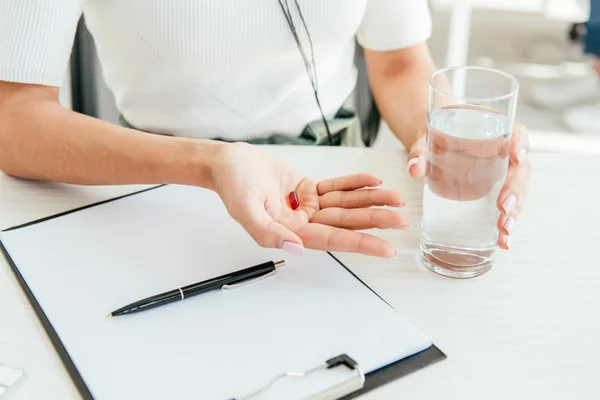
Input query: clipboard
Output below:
<box><xmin>1</xmin><ymin>185</ymin><xmax>446</xmax><ymax>400</ymax></box>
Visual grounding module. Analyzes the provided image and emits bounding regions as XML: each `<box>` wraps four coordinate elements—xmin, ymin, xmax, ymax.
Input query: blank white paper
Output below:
<box><xmin>0</xmin><ymin>185</ymin><xmax>431</xmax><ymax>400</ymax></box>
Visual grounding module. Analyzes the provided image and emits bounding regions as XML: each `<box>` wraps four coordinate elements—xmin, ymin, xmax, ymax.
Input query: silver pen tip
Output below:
<box><xmin>274</xmin><ymin>260</ymin><xmax>286</xmax><ymax>268</ymax></box>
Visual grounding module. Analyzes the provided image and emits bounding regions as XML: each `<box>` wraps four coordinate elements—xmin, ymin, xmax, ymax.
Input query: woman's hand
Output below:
<box><xmin>210</xmin><ymin>143</ymin><xmax>408</xmax><ymax>258</ymax></box>
<box><xmin>406</xmin><ymin>123</ymin><xmax>531</xmax><ymax>251</ymax></box>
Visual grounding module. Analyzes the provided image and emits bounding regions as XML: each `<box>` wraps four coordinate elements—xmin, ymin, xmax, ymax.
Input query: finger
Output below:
<box><xmin>510</xmin><ymin>123</ymin><xmax>530</xmax><ymax>165</ymax></box>
<box><xmin>231</xmin><ymin>198</ymin><xmax>304</xmax><ymax>252</ymax></box>
<box><xmin>497</xmin><ymin>212</ymin><xmax>515</xmax><ymax>236</ymax></box>
<box><xmin>316</xmin><ymin>173</ymin><xmax>382</xmax><ymax>195</ymax></box>
<box><xmin>497</xmin><ymin>157</ymin><xmax>532</xmax><ymax>220</ymax></box>
<box><xmin>297</xmin><ymin>223</ymin><xmax>397</xmax><ymax>258</ymax></box>
<box><xmin>310</xmin><ymin>208</ymin><xmax>410</xmax><ymax>230</ymax></box>
<box><xmin>497</xmin><ymin>233</ymin><xmax>510</xmax><ymax>251</ymax></box>
<box><xmin>407</xmin><ymin>137</ymin><xmax>427</xmax><ymax>178</ymax></box>
<box><xmin>497</xmin><ymin>213</ymin><xmax>513</xmax><ymax>251</ymax></box>
<box><xmin>319</xmin><ymin>189</ymin><xmax>405</xmax><ymax>209</ymax></box>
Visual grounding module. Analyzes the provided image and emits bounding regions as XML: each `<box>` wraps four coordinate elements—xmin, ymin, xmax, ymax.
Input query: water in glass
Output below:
<box><xmin>420</xmin><ymin>107</ymin><xmax>511</xmax><ymax>278</ymax></box>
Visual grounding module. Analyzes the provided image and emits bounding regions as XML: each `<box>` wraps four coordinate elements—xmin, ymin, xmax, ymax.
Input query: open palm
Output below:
<box><xmin>212</xmin><ymin>143</ymin><xmax>408</xmax><ymax>258</ymax></box>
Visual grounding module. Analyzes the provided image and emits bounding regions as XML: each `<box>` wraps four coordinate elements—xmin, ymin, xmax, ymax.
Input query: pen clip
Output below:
<box><xmin>221</xmin><ymin>269</ymin><xmax>277</xmax><ymax>290</ymax></box>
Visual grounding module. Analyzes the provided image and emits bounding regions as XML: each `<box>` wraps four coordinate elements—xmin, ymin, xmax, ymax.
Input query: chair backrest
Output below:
<box><xmin>354</xmin><ymin>43</ymin><xmax>381</xmax><ymax>147</ymax></box>
<box><xmin>70</xmin><ymin>17</ymin><xmax>99</xmax><ymax>118</ymax></box>
<box><xmin>69</xmin><ymin>18</ymin><xmax>381</xmax><ymax>146</ymax></box>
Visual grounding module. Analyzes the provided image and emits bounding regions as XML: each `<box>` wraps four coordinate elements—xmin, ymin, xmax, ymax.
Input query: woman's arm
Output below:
<box><xmin>364</xmin><ymin>42</ymin><xmax>436</xmax><ymax>150</ymax></box>
<box><xmin>0</xmin><ymin>81</ymin><xmax>219</xmax><ymax>189</ymax></box>
<box><xmin>0</xmin><ymin>80</ymin><xmax>407</xmax><ymax>257</ymax></box>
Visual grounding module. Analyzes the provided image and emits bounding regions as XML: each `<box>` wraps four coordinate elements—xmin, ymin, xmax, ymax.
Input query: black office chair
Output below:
<box><xmin>70</xmin><ymin>18</ymin><xmax>99</xmax><ymax>119</ymax></box>
<box><xmin>354</xmin><ymin>44</ymin><xmax>381</xmax><ymax>147</ymax></box>
<box><xmin>70</xmin><ymin>17</ymin><xmax>381</xmax><ymax>146</ymax></box>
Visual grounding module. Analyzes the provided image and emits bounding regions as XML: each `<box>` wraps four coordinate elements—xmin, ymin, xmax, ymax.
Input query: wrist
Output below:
<box><xmin>175</xmin><ymin>138</ymin><xmax>226</xmax><ymax>190</ymax></box>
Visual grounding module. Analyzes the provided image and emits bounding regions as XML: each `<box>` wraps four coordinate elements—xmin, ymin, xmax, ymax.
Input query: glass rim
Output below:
<box><xmin>430</xmin><ymin>66</ymin><xmax>520</xmax><ymax>103</ymax></box>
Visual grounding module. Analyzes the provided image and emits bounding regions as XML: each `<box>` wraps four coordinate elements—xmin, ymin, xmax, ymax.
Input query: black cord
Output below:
<box><xmin>292</xmin><ymin>0</ymin><xmax>318</xmax><ymax>89</ymax></box>
<box><xmin>277</xmin><ymin>0</ymin><xmax>334</xmax><ymax>145</ymax></box>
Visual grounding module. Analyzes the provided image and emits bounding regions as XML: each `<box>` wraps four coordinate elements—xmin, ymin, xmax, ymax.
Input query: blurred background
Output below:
<box><xmin>59</xmin><ymin>0</ymin><xmax>600</xmax><ymax>152</ymax></box>
<box><xmin>379</xmin><ymin>0</ymin><xmax>600</xmax><ymax>150</ymax></box>
<box><xmin>429</xmin><ymin>0</ymin><xmax>592</xmax><ymax>133</ymax></box>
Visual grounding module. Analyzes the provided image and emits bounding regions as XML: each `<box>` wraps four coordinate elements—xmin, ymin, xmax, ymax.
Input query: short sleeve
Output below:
<box><xmin>0</xmin><ymin>0</ymin><xmax>85</xmax><ymax>86</ymax></box>
<box><xmin>356</xmin><ymin>0</ymin><xmax>432</xmax><ymax>51</ymax></box>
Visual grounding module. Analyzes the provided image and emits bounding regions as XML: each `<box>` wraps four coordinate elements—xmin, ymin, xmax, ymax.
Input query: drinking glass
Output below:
<box><xmin>419</xmin><ymin>66</ymin><xmax>519</xmax><ymax>279</ymax></box>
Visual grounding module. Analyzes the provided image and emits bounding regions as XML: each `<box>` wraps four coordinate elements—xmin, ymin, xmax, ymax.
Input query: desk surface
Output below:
<box><xmin>1</xmin><ymin>146</ymin><xmax>599</xmax><ymax>400</ymax></box>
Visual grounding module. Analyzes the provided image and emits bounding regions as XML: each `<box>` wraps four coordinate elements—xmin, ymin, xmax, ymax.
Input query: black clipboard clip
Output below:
<box><xmin>230</xmin><ymin>354</ymin><xmax>365</xmax><ymax>400</ymax></box>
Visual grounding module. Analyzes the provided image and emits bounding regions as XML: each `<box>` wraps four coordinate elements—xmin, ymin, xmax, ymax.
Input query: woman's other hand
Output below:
<box><xmin>406</xmin><ymin>122</ymin><xmax>531</xmax><ymax>251</ymax></box>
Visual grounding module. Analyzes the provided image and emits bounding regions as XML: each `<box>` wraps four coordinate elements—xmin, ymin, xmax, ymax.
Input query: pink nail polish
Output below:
<box><xmin>407</xmin><ymin>156</ymin><xmax>419</xmax><ymax>174</ymax></box>
<box><xmin>282</xmin><ymin>241</ymin><xmax>304</xmax><ymax>256</ymax></box>
<box><xmin>504</xmin><ymin>216</ymin><xmax>515</xmax><ymax>234</ymax></box>
<box><xmin>516</xmin><ymin>148</ymin><xmax>527</xmax><ymax>163</ymax></box>
<box><xmin>502</xmin><ymin>194</ymin><xmax>517</xmax><ymax>214</ymax></box>
<box><xmin>505</xmin><ymin>236</ymin><xmax>510</xmax><ymax>250</ymax></box>
<box><xmin>386</xmin><ymin>248</ymin><xmax>399</xmax><ymax>259</ymax></box>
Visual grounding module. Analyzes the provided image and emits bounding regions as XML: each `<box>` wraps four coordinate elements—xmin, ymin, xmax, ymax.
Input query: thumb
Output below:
<box><xmin>407</xmin><ymin>136</ymin><xmax>427</xmax><ymax>178</ymax></box>
<box><xmin>234</xmin><ymin>198</ymin><xmax>304</xmax><ymax>255</ymax></box>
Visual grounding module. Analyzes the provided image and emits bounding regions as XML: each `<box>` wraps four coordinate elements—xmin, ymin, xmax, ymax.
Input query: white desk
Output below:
<box><xmin>1</xmin><ymin>146</ymin><xmax>599</xmax><ymax>399</ymax></box>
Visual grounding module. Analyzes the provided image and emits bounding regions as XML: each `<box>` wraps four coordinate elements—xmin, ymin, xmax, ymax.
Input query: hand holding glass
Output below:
<box><xmin>420</xmin><ymin>66</ymin><xmax>519</xmax><ymax>279</ymax></box>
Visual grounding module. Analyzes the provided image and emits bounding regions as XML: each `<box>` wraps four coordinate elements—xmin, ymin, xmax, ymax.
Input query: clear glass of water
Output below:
<box><xmin>420</xmin><ymin>66</ymin><xmax>519</xmax><ymax>279</ymax></box>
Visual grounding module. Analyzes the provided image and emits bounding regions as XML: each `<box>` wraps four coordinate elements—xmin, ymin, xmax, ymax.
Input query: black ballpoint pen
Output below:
<box><xmin>107</xmin><ymin>260</ymin><xmax>286</xmax><ymax>317</ymax></box>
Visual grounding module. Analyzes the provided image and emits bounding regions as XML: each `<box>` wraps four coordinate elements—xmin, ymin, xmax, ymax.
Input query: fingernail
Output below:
<box><xmin>386</xmin><ymin>248</ymin><xmax>399</xmax><ymax>259</ymax></box>
<box><xmin>516</xmin><ymin>148</ymin><xmax>527</xmax><ymax>163</ymax></box>
<box><xmin>407</xmin><ymin>156</ymin><xmax>420</xmax><ymax>174</ymax></box>
<box><xmin>503</xmin><ymin>216</ymin><xmax>515</xmax><ymax>234</ymax></box>
<box><xmin>502</xmin><ymin>194</ymin><xmax>517</xmax><ymax>214</ymax></box>
<box><xmin>391</xmin><ymin>202</ymin><xmax>406</xmax><ymax>208</ymax></box>
<box><xmin>281</xmin><ymin>241</ymin><xmax>304</xmax><ymax>256</ymax></box>
<box><xmin>505</xmin><ymin>236</ymin><xmax>510</xmax><ymax>251</ymax></box>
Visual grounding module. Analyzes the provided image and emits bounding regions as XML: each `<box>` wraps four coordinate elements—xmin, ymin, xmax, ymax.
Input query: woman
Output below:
<box><xmin>0</xmin><ymin>1</ymin><xmax>530</xmax><ymax>257</ymax></box>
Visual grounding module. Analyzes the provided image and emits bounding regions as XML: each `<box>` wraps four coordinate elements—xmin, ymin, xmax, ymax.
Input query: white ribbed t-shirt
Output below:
<box><xmin>0</xmin><ymin>0</ymin><xmax>432</xmax><ymax>141</ymax></box>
